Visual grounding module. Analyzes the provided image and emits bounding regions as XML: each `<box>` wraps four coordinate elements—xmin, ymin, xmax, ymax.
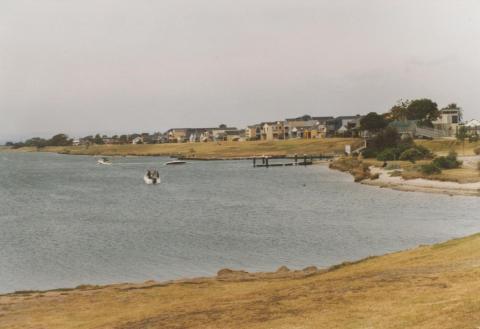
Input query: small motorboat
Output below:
<box><xmin>165</xmin><ymin>160</ymin><xmax>187</xmax><ymax>165</ymax></box>
<box><xmin>144</xmin><ymin>169</ymin><xmax>160</xmax><ymax>184</ymax></box>
<box><xmin>97</xmin><ymin>158</ymin><xmax>112</xmax><ymax>165</ymax></box>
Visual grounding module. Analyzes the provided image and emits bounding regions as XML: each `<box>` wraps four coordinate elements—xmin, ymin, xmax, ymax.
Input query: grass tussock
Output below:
<box><xmin>329</xmin><ymin>157</ymin><xmax>371</xmax><ymax>181</ymax></box>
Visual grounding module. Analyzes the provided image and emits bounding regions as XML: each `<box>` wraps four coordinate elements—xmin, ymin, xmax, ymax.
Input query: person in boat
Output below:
<box><xmin>147</xmin><ymin>170</ymin><xmax>152</xmax><ymax>179</ymax></box>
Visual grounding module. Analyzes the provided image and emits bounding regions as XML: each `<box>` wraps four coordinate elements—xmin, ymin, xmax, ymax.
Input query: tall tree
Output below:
<box><xmin>388</xmin><ymin>99</ymin><xmax>410</xmax><ymax>121</ymax></box>
<box><xmin>119</xmin><ymin>135</ymin><xmax>128</xmax><ymax>144</ymax></box>
<box><xmin>48</xmin><ymin>134</ymin><xmax>72</xmax><ymax>146</ymax></box>
<box><xmin>360</xmin><ymin>112</ymin><xmax>388</xmax><ymax>133</ymax></box>
<box><xmin>94</xmin><ymin>134</ymin><xmax>104</xmax><ymax>145</ymax></box>
<box><xmin>406</xmin><ymin>99</ymin><xmax>440</xmax><ymax>126</ymax></box>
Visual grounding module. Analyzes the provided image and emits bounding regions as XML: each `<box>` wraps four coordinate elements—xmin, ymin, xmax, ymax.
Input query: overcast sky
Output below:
<box><xmin>1</xmin><ymin>0</ymin><xmax>480</xmax><ymax>142</ymax></box>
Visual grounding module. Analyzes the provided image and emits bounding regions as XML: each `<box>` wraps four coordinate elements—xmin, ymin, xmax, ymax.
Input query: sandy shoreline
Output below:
<box><xmin>362</xmin><ymin>166</ymin><xmax>480</xmax><ymax>196</ymax></box>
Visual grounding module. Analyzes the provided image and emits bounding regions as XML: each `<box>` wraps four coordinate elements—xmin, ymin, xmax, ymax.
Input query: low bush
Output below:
<box><xmin>376</xmin><ymin>148</ymin><xmax>396</xmax><ymax>161</ymax></box>
<box><xmin>420</xmin><ymin>163</ymin><xmax>442</xmax><ymax>175</ymax></box>
<box><xmin>361</xmin><ymin>148</ymin><xmax>377</xmax><ymax>159</ymax></box>
<box><xmin>474</xmin><ymin>147</ymin><xmax>480</xmax><ymax>155</ymax></box>
<box><xmin>432</xmin><ymin>151</ymin><xmax>462</xmax><ymax>169</ymax></box>
<box><xmin>399</xmin><ymin>148</ymin><xmax>423</xmax><ymax>163</ymax></box>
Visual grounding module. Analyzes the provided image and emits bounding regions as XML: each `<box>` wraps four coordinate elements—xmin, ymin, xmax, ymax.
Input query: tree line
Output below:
<box><xmin>358</xmin><ymin>99</ymin><xmax>461</xmax><ymax>133</ymax></box>
<box><xmin>6</xmin><ymin>134</ymin><xmax>73</xmax><ymax>149</ymax></box>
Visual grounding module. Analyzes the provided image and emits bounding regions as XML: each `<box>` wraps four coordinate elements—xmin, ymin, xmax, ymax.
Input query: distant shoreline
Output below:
<box><xmin>0</xmin><ymin>138</ymin><xmax>360</xmax><ymax>159</ymax></box>
<box><xmin>4</xmin><ymin>139</ymin><xmax>480</xmax><ymax>196</ymax></box>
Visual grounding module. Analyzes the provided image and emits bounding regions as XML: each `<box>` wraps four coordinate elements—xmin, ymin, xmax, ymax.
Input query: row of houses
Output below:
<box><xmin>73</xmin><ymin>107</ymin><xmax>479</xmax><ymax>145</ymax></box>
<box><xmin>246</xmin><ymin>115</ymin><xmax>364</xmax><ymax>141</ymax></box>
<box><xmin>164</xmin><ymin>125</ymin><xmax>244</xmax><ymax>143</ymax></box>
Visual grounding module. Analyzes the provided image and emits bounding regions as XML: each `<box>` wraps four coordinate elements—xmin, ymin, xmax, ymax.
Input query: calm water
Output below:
<box><xmin>1</xmin><ymin>152</ymin><xmax>479</xmax><ymax>293</ymax></box>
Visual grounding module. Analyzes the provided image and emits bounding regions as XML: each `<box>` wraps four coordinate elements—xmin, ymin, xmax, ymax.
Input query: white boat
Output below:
<box><xmin>144</xmin><ymin>169</ymin><xmax>160</xmax><ymax>184</ymax></box>
<box><xmin>97</xmin><ymin>158</ymin><xmax>112</xmax><ymax>165</ymax></box>
<box><xmin>165</xmin><ymin>160</ymin><xmax>187</xmax><ymax>165</ymax></box>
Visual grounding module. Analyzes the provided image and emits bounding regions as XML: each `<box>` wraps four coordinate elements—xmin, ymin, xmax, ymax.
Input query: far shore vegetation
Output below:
<box><xmin>4</xmin><ymin>138</ymin><xmax>362</xmax><ymax>158</ymax></box>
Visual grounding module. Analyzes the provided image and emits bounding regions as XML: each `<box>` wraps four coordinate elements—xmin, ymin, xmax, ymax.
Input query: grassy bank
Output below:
<box><xmin>7</xmin><ymin>138</ymin><xmax>362</xmax><ymax>158</ymax></box>
<box><xmin>416</xmin><ymin>139</ymin><xmax>480</xmax><ymax>156</ymax></box>
<box><xmin>2</xmin><ymin>233</ymin><xmax>480</xmax><ymax>328</ymax></box>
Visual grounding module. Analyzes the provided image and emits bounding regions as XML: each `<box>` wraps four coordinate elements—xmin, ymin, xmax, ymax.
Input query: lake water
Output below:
<box><xmin>1</xmin><ymin>152</ymin><xmax>479</xmax><ymax>293</ymax></box>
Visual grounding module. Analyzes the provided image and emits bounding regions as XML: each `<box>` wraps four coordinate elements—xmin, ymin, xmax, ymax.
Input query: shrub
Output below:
<box><xmin>432</xmin><ymin>151</ymin><xmax>462</xmax><ymax>169</ymax></box>
<box><xmin>361</xmin><ymin>148</ymin><xmax>377</xmax><ymax>159</ymax></box>
<box><xmin>420</xmin><ymin>163</ymin><xmax>441</xmax><ymax>175</ymax></box>
<box><xmin>474</xmin><ymin>147</ymin><xmax>480</xmax><ymax>155</ymax></box>
<box><xmin>376</xmin><ymin>148</ymin><xmax>396</xmax><ymax>161</ymax></box>
<box><xmin>371</xmin><ymin>127</ymin><xmax>401</xmax><ymax>150</ymax></box>
<box><xmin>414</xmin><ymin>145</ymin><xmax>433</xmax><ymax>158</ymax></box>
<box><xmin>399</xmin><ymin>148</ymin><xmax>423</xmax><ymax>162</ymax></box>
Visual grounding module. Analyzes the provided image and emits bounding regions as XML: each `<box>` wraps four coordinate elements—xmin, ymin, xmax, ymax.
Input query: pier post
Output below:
<box><xmin>294</xmin><ymin>154</ymin><xmax>298</xmax><ymax>165</ymax></box>
<box><xmin>266</xmin><ymin>157</ymin><xmax>269</xmax><ymax>168</ymax></box>
<box><xmin>303</xmin><ymin>155</ymin><xmax>307</xmax><ymax>166</ymax></box>
<box><xmin>253</xmin><ymin>157</ymin><xmax>256</xmax><ymax>168</ymax></box>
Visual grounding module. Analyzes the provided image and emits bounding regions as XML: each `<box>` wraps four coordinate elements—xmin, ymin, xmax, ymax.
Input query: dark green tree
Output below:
<box><xmin>94</xmin><ymin>134</ymin><xmax>104</xmax><ymax>145</ymax></box>
<box><xmin>388</xmin><ymin>99</ymin><xmax>410</xmax><ymax>121</ymax></box>
<box><xmin>24</xmin><ymin>137</ymin><xmax>48</xmax><ymax>148</ymax></box>
<box><xmin>406</xmin><ymin>99</ymin><xmax>440</xmax><ymax>126</ymax></box>
<box><xmin>360</xmin><ymin>112</ymin><xmax>388</xmax><ymax>133</ymax></box>
<box><xmin>48</xmin><ymin>134</ymin><xmax>72</xmax><ymax>146</ymax></box>
<box><xmin>119</xmin><ymin>135</ymin><xmax>128</xmax><ymax>144</ymax></box>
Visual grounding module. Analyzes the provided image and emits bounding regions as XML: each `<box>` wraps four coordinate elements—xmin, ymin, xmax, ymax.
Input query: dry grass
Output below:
<box><xmin>9</xmin><ymin>138</ymin><xmax>362</xmax><ymax>158</ymax></box>
<box><xmin>401</xmin><ymin>167</ymin><xmax>480</xmax><ymax>183</ymax></box>
<box><xmin>329</xmin><ymin>157</ymin><xmax>371</xmax><ymax>181</ymax></box>
<box><xmin>416</xmin><ymin>139</ymin><xmax>480</xmax><ymax>156</ymax></box>
<box><xmin>2</xmin><ymin>233</ymin><xmax>480</xmax><ymax>328</ymax></box>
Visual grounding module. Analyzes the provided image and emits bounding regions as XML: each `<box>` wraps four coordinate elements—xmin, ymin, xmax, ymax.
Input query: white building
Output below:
<box><xmin>432</xmin><ymin>108</ymin><xmax>462</xmax><ymax>137</ymax></box>
<box><xmin>132</xmin><ymin>136</ymin><xmax>143</xmax><ymax>144</ymax></box>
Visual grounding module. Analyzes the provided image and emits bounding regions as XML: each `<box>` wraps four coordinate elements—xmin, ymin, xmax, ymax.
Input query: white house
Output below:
<box><xmin>132</xmin><ymin>136</ymin><xmax>143</xmax><ymax>144</ymax></box>
<box><xmin>432</xmin><ymin>108</ymin><xmax>462</xmax><ymax>137</ymax></box>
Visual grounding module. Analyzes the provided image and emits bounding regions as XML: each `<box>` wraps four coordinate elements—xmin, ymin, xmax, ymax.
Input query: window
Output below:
<box><xmin>452</xmin><ymin>116</ymin><xmax>458</xmax><ymax>124</ymax></box>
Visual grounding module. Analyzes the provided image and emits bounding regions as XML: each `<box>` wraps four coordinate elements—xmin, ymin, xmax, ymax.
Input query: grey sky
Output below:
<box><xmin>1</xmin><ymin>0</ymin><xmax>480</xmax><ymax>142</ymax></box>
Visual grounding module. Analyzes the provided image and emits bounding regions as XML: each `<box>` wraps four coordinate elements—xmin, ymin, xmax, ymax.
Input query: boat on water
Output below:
<box><xmin>144</xmin><ymin>169</ymin><xmax>160</xmax><ymax>184</ymax></box>
<box><xmin>165</xmin><ymin>160</ymin><xmax>187</xmax><ymax>165</ymax></box>
<box><xmin>97</xmin><ymin>158</ymin><xmax>112</xmax><ymax>165</ymax></box>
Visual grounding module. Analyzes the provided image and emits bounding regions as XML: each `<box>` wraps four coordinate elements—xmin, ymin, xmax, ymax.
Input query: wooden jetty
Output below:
<box><xmin>253</xmin><ymin>154</ymin><xmax>315</xmax><ymax>168</ymax></box>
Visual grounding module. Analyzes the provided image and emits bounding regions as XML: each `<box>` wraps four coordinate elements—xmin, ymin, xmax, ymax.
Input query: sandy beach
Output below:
<box><xmin>363</xmin><ymin>166</ymin><xmax>480</xmax><ymax>196</ymax></box>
